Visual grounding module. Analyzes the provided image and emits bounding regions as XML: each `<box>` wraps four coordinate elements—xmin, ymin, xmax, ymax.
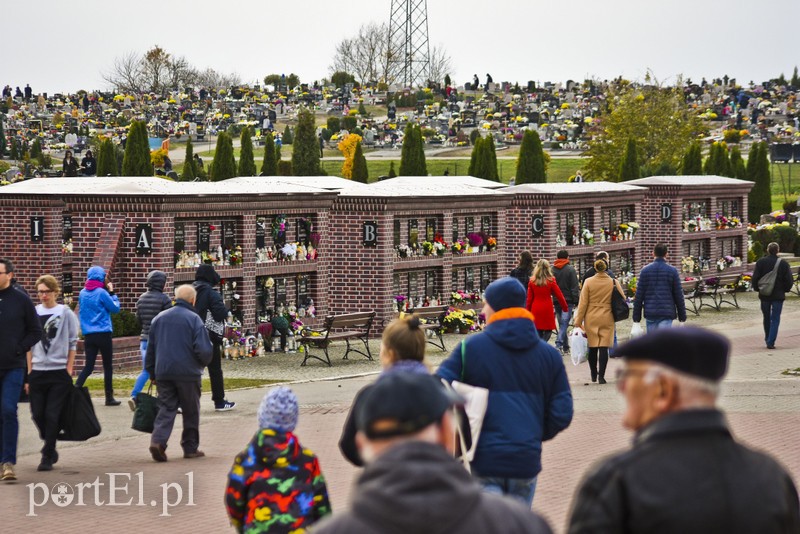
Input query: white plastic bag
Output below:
<box><xmin>629</xmin><ymin>322</ymin><xmax>645</xmax><ymax>339</ymax></box>
<box><xmin>570</xmin><ymin>327</ymin><xmax>589</xmax><ymax>366</ymax></box>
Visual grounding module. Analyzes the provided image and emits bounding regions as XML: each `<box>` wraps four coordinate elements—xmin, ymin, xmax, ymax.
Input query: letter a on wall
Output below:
<box><xmin>136</xmin><ymin>224</ymin><xmax>153</xmax><ymax>256</ymax></box>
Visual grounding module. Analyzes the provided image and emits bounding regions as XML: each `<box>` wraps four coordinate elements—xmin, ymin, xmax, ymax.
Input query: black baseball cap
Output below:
<box><xmin>356</xmin><ymin>372</ymin><xmax>463</xmax><ymax>440</ymax></box>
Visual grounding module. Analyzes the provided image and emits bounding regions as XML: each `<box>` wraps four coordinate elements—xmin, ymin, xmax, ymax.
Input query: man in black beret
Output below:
<box><xmin>568</xmin><ymin>327</ymin><xmax>799</xmax><ymax>534</ymax></box>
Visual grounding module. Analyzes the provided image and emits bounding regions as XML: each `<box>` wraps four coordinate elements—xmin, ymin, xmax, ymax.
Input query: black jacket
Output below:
<box><xmin>553</xmin><ymin>262</ymin><xmax>580</xmax><ymax>308</ymax></box>
<box><xmin>568</xmin><ymin>409</ymin><xmax>800</xmax><ymax>534</ymax></box>
<box><xmin>0</xmin><ymin>285</ymin><xmax>43</xmax><ymax>369</ymax></box>
<box><xmin>145</xmin><ymin>299</ymin><xmax>213</xmax><ymax>381</ymax></box>
<box><xmin>751</xmin><ymin>254</ymin><xmax>794</xmax><ymax>301</ymax></box>
<box><xmin>581</xmin><ymin>266</ymin><xmax>615</xmax><ymax>285</ymax></box>
<box><xmin>509</xmin><ymin>266</ymin><xmax>533</xmax><ymax>290</ymax></box>
<box><xmin>135</xmin><ymin>270</ymin><xmax>172</xmax><ymax>341</ymax></box>
<box><xmin>315</xmin><ymin>441</ymin><xmax>553</xmax><ymax>534</ymax></box>
<box><xmin>192</xmin><ymin>265</ymin><xmax>227</xmax><ymax>343</ymax></box>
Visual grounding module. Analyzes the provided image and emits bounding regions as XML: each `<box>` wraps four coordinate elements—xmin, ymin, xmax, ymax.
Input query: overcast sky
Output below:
<box><xmin>5</xmin><ymin>0</ymin><xmax>799</xmax><ymax>95</ymax></box>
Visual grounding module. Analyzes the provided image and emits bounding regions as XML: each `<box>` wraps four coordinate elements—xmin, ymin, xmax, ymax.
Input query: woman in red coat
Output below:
<box><xmin>526</xmin><ymin>259</ymin><xmax>568</xmax><ymax>342</ymax></box>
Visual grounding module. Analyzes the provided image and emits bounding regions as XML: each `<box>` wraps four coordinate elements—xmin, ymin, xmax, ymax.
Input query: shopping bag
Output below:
<box><xmin>570</xmin><ymin>327</ymin><xmax>589</xmax><ymax>366</ymax></box>
<box><xmin>131</xmin><ymin>384</ymin><xmax>159</xmax><ymax>434</ymax></box>
<box><xmin>629</xmin><ymin>322</ymin><xmax>645</xmax><ymax>339</ymax></box>
<box><xmin>58</xmin><ymin>385</ymin><xmax>102</xmax><ymax>441</ymax></box>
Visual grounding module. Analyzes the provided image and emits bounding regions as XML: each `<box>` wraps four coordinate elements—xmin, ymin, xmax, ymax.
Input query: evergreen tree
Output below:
<box><xmin>468</xmin><ymin>136</ymin><xmax>481</xmax><ymax>176</ymax></box>
<box><xmin>729</xmin><ymin>145</ymin><xmax>746</xmax><ymax>180</ymax></box>
<box><xmin>515</xmin><ymin>130</ymin><xmax>546</xmax><ymax>184</ymax></box>
<box><xmin>703</xmin><ymin>142</ymin><xmax>717</xmax><ymax>175</ymax></box>
<box><xmin>618</xmin><ymin>138</ymin><xmax>640</xmax><ymax>182</ymax></box>
<box><xmin>745</xmin><ymin>142</ymin><xmax>760</xmax><ymax>181</ymax></box>
<box><xmin>484</xmin><ymin>134</ymin><xmax>499</xmax><ymax>182</ymax></box>
<box><xmin>792</xmin><ymin>66</ymin><xmax>799</xmax><ymax>88</ymax></box>
<box><xmin>388</xmin><ymin>161</ymin><xmax>397</xmax><ymax>178</ymax></box>
<box><xmin>291</xmin><ymin>108</ymin><xmax>321</xmax><ymax>176</ymax></box>
<box><xmin>358</xmin><ymin>101</ymin><xmax>368</xmax><ymax>116</ymax></box>
<box><xmin>122</xmin><ymin>120</ymin><xmax>153</xmax><ymax>176</ymax></box>
<box><xmin>209</xmin><ymin>131</ymin><xmax>236</xmax><ymax>181</ymax></box>
<box><xmin>748</xmin><ymin>141</ymin><xmax>772</xmax><ymax>223</ymax></box>
<box><xmin>10</xmin><ymin>137</ymin><xmax>19</xmax><ymax>161</ymax></box>
<box><xmin>96</xmin><ymin>138</ymin><xmax>118</xmax><ymax>176</ymax></box>
<box><xmin>680</xmin><ymin>142</ymin><xmax>703</xmax><ymax>175</ymax></box>
<box><xmin>282</xmin><ymin>124</ymin><xmax>294</xmax><ymax>145</ymax></box>
<box><xmin>181</xmin><ymin>138</ymin><xmax>196</xmax><ymax>181</ymax></box>
<box><xmin>399</xmin><ymin>124</ymin><xmax>427</xmax><ymax>176</ymax></box>
<box><xmin>30</xmin><ymin>138</ymin><xmax>42</xmax><ymax>159</ymax></box>
<box><xmin>351</xmin><ymin>141</ymin><xmax>369</xmax><ymax>183</ymax></box>
<box><xmin>238</xmin><ymin>127</ymin><xmax>257</xmax><ymax>176</ymax></box>
<box><xmin>261</xmin><ymin>132</ymin><xmax>277</xmax><ymax>176</ymax></box>
<box><xmin>0</xmin><ymin>116</ymin><xmax>6</xmax><ymax>158</ymax></box>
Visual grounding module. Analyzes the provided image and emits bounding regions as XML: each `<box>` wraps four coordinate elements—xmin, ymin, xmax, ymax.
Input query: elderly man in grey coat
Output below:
<box><xmin>145</xmin><ymin>284</ymin><xmax>212</xmax><ymax>462</ymax></box>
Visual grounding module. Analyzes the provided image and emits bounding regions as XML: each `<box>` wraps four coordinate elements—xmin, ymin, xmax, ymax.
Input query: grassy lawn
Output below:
<box><xmin>83</xmin><ymin>377</ymin><xmax>280</xmax><ymax>398</ymax></box>
<box><xmin>769</xmin><ymin>163</ymin><xmax>800</xmax><ymax>210</ymax></box>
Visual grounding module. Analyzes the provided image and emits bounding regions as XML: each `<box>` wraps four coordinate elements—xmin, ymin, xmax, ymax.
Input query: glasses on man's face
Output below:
<box><xmin>615</xmin><ymin>367</ymin><xmax>651</xmax><ymax>383</ymax></box>
<box><xmin>37</xmin><ymin>290</ymin><xmax>54</xmax><ymax>294</ymax></box>
<box><xmin>0</xmin><ymin>271</ymin><xmax>8</xmax><ymax>275</ymax></box>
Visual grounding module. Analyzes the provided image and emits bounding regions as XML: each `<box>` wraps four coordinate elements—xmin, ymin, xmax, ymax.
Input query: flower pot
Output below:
<box><xmin>458</xmin><ymin>328</ymin><xmax>470</xmax><ymax>335</ymax></box>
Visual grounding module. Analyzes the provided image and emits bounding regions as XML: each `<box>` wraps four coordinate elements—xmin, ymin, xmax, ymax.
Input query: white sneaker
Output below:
<box><xmin>2</xmin><ymin>462</ymin><xmax>16</xmax><ymax>481</ymax></box>
<box><xmin>215</xmin><ymin>400</ymin><xmax>236</xmax><ymax>412</ymax></box>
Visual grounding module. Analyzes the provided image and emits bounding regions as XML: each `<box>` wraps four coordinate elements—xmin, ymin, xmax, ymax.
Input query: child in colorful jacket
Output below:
<box><xmin>225</xmin><ymin>387</ymin><xmax>331</xmax><ymax>533</ymax></box>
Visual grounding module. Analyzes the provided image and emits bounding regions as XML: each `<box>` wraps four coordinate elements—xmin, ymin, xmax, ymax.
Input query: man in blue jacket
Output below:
<box><xmin>145</xmin><ymin>284</ymin><xmax>213</xmax><ymax>462</ymax></box>
<box><xmin>633</xmin><ymin>243</ymin><xmax>686</xmax><ymax>332</ymax></box>
<box><xmin>437</xmin><ymin>277</ymin><xmax>573</xmax><ymax>506</ymax></box>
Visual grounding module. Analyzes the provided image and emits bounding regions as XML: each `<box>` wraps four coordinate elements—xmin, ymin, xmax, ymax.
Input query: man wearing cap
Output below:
<box><xmin>314</xmin><ymin>372</ymin><xmax>553</xmax><ymax>534</ymax></box>
<box><xmin>436</xmin><ymin>277</ymin><xmax>573</xmax><ymax>506</ymax></box>
<box><xmin>568</xmin><ymin>327</ymin><xmax>799</xmax><ymax>533</ymax></box>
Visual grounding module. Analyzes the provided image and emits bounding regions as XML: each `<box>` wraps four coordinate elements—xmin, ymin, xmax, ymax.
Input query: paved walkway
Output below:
<box><xmin>5</xmin><ymin>294</ymin><xmax>800</xmax><ymax>532</ymax></box>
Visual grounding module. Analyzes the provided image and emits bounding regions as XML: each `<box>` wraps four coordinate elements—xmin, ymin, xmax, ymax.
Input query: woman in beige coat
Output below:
<box><xmin>574</xmin><ymin>259</ymin><xmax>625</xmax><ymax>384</ymax></box>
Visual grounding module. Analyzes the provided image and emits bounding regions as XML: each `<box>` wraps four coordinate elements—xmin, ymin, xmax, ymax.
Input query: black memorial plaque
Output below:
<box><xmin>197</xmin><ymin>223</ymin><xmax>211</xmax><ymax>252</ymax></box>
<box><xmin>223</xmin><ymin>221</ymin><xmax>236</xmax><ymax>249</ymax></box>
<box><xmin>174</xmin><ymin>222</ymin><xmax>185</xmax><ymax>252</ymax></box>
<box><xmin>255</xmin><ymin>217</ymin><xmax>266</xmax><ymax>249</ymax></box>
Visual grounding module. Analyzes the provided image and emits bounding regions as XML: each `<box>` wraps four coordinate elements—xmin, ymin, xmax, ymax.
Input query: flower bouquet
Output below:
<box><xmin>397</xmin><ymin>244</ymin><xmax>412</xmax><ymax>258</ymax></box>
<box><xmin>230</xmin><ymin>245</ymin><xmax>243</xmax><ymax>266</ymax></box>
<box><xmin>466</xmin><ymin>232</ymin><xmax>484</xmax><ymax>248</ymax></box>
<box><xmin>421</xmin><ymin>241</ymin><xmax>434</xmax><ymax>256</ymax></box>
<box><xmin>486</xmin><ymin>236</ymin><xmax>497</xmax><ymax>251</ymax></box>
<box><xmin>581</xmin><ymin>228</ymin><xmax>594</xmax><ymax>245</ymax></box>
<box><xmin>442</xmin><ymin>308</ymin><xmax>475</xmax><ymax>333</ymax></box>
<box><xmin>451</xmin><ymin>240</ymin><xmax>465</xmax><ymax>255</ymax></box>
<box><xmin>393</xmin><ymin>294</ymin><xmax>407</xmax><ymax>312</ymax></box>
<box><xmin>272</xmin><ymin>214</ymin><xmax>287</xmax><ymax>242</ymax></box>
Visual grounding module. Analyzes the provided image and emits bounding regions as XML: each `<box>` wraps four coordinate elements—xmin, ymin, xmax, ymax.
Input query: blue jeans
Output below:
<box><xmin>476</xmin><ymin>475</ymin><xmax>538</xmax><ymax>507</ymax></box>
<box><xmin>0</xmin><ymin>368</ymin><xmax>25</xmax><ymax>464</ymax></box>
<box><xmin>761</xmin><ymin>299</ymin><xmax>783</xmax><ymax>347</ymax></box>
<box><xmin>646</xmin><ymin>318</ymin><xmax>673</xmax><ymax>332</ymax></box>
<box><xmin>556</xmin><ymin>307</ymin><xmax>573</xmax><ymax>351</ymax></box>
<box><xmin>131</xmin><ymin>340</ymin><xmax>150</xmax><ymax>398</ymax></box>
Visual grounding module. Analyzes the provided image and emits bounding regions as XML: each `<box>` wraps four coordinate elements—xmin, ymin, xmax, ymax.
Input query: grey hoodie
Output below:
<box><xmin>31</xmin><ymin>304</ymin><xmax>79</xmax><ymax>371</ymax></box>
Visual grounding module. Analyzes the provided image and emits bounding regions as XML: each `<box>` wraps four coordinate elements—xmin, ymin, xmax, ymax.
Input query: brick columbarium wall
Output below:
<box><xmin>503</xmin><ymin>182</ymin><xmax>646</xmax><ymax>281</ymax></box>
<box><xmin>628</xmin><ymin>176</ymin><xmax>754</xmax><ymax>276</ymax></box>
<box><xmin>0</xmin><ymin>174</ymin><xmax>755</xmax><ymax>373</ymax></box>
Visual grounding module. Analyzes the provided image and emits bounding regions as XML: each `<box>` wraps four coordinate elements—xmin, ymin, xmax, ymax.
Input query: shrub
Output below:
<box><xmin>618</xmin><ymin>138</ymin><xmax>640</xmax><ymax>182</ymax></box>
<box><xmin>342</xmin><ymin>116</ymin><xmax>357</xmax><ymax>131</ymax></box>
<box><xmin>351</xmin><ymin>141</ymin><xmax>368</xmax><ymax>183</ymax></box>
<box><xmin>358</xmin><ymin>102</ymin><xmax>368</xmax><ymax>117</ymax></box>
<box><xmin>209</xmin><ymin>131</ymin><xmax>236</xmax><ymax>181</ymax></box>
<box><xmin>181</xmin><ymin>138</ymin><xmax>196</xmax><ymax>181</ymax></box>
<box><xmin>261</xmin><ymin>132</ymin><xmax>277</xmax><ymax>176</ymax></box>
<box><xmin>277</xmin><ymin>160</ymin><xmax>293</xmax><ymax>176</ymax></box>
<box><xmin>111</xmin><ymin>309</ymin><xmax>141</xmax><ymax>338</ymax></box>
<box><xmin>748</xmin><ymin>241</ymin><xmax>763</xmax><ymax>263</ymax></box>
<box><xmin>122</xmin><ymin>121</ymin><xmax>153</xmax><ymax>176</ymax></box>
<box><xmin>238</xmin><ymin>127</ymin><xmax>257</xmax><ymax>176</ymax></box>
<box><xmin>291</xmin><ymin>108</ymin><xmax>321</xmax><ymax>176</ymax></box>
<box><xmin>469</xmin><ymin>129</ymin><xmax>481</xmax><ymax>146</ymax></box>
<box><xmin>516</xmin><ymin>130</ymin><xmax>546</xmax><ymax>184</ymax></box>
<box><xmin>327</xmin><ymin>117</ymin><xmax>341</xmax><ymax>133</ymax></box>
<box><xmin>723</xmin><ymin>129</ymin><xmax>741</xmax><ymax>144</ymax></box>
<box><xmin>282</xmin><ymin>125</ymin><xmax>294</xmax><ymax>145</ymax></box>
<box><xmin>783</xmin><ymin>199</ymin><xmax>798</xmax><ymax>213</ymax></box>
<box><xmin>150</xmin><ymin>148</ymin><xmax>168</xmax><ymax>167</ymax></box>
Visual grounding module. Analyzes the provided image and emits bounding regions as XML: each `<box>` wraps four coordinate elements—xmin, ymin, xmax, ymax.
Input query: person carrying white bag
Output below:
<box><xmin>570</xmin><ymin>327</ymin><xmax>589</xmax><ymax>366</ymax></box>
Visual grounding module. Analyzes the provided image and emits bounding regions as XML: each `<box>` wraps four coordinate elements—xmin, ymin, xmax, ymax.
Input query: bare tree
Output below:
<box><xmin>103</xmin><ymin>51</ymin><xmax>144</xmax><ymax>93</ymax></box>
<box><xmin>331</xmin><ymin>23</ymin><xmax>392</xmax><ymax>85</ymax></box>
<box><xmin>428</xmin><ymin>44</ymin><xmax>453</xmax><ymax>86</ymax></box>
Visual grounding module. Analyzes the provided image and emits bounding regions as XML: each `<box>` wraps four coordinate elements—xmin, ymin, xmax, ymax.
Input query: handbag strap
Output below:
<box><xmin>771</xmin><ymin>257</ymin><xmax>781</xmax><ymax>273</ymax></box>
<box><xmin>460</xmin><ymin>339</ymin><xmax>467</xmax><ymax>381</ymax></box>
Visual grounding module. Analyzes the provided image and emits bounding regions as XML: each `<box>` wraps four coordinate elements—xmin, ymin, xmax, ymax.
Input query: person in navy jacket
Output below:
<box><xmin>633</xmin><ymin>243</ymin><xmax>686</xmax><ymax>332</ymax></box>
<box><xmin>437</xmin><ymin>277</ymin><xmax>573</xmax><ymax>506</ymax></box>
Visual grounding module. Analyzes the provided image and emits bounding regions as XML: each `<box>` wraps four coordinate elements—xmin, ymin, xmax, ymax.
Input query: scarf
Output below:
<box><xmin>553</xmin><ymin>258</ymin><xmax>570</xmax><ymax>269</ymax></box>
<box><xmin>84</xmin><ymin>280</ymin><xmax>105</xmax><ymax>291</ymax></box>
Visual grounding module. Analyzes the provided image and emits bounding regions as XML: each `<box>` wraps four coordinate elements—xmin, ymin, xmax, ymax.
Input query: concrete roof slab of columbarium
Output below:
<box><xmin>0</xmin><ymin>176</ymin><xmax>336</xmax><ymax>196</ymax></box>
<box><xmin>225</xmin><ymin>175</ymin><xmax>359</xmax><ymax>191</ymax></box>
<box><xmin>503</xmin><ymin>181</ymin><xmax>645</xmax><ymax>195</ymax></box>
<box><xmin>626</xmin><ymin>175</ymin><xmax>752</xmax><ymax>187</ymax></box>
<box><xmin>338</xmin><ymin>175</ymin><xmax>510</xmax><ymax>197</ymax></box>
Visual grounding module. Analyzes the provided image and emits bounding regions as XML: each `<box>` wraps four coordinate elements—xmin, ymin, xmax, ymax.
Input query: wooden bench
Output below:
<box><xmin>792</xmin><ymin>271</ymin><xmax>800</xmax><ymax>297</ymax></box>
<box><xmin>681</xmin><ymin>279</ymin><xmax>700</xmax><ymax>315</ymax></box>
<box><xmin>299</xmin><ymin>311</ymin><xmax>376</xmax><ymax>367</ymax></box>
<box><xmin>699</xmin><ymin>274</ymin><xmax>742</xmax><ymax>311</ymax></box>
<box><xmin>407</xmin><ymin>306</ymin><xmax>449</xmax><ymax>352</ymax></box>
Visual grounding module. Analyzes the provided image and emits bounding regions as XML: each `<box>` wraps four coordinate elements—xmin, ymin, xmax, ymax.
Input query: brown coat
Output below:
<box><xmin>574</xmin><ymin>272</ymin><xmax>625</xmax><ymax>347</ymax></box>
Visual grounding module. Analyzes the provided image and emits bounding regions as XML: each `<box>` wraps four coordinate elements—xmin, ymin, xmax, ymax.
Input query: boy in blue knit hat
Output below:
<box><xmin>225</xmin><ymin>387</ymin><xmax>331</xmax><ymax>533</ymax></box>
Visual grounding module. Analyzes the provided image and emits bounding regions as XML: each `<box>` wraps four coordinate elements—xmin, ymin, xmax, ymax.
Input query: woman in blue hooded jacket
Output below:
<box><xmin>75</xmin><ymin>266</ymin><xmax>121</xmax><ymax>406</ymax></box>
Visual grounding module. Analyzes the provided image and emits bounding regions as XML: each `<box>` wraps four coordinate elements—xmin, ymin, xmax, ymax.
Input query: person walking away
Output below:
<box><xmin>568</xmin><ymin>327</ymin><xmax>800</xmax><ymax>533</ymax></box>
<box><xmin>437</xmin><ymin>277</ymin><xmax>573</xmax><ymax>506</ymax></box>
<box><xmin>526</xmin><ymin>259</ymin><xmax>568</xmax><ymax>342</ymax></box>
<box><xmin>145</xmin><ymin>285</ymin><xmax>212</xmax><ymax>462</ymax></box>
<box><xmin>129</xmin><ymin>270</ymin><xmax>171</xmax><ymax>411</ymax></box>
<box><xmin>581</xmin><ymin>251</ymin><xmax>614</xmax><ymax>285</ymax></box>
<box><xmin>751</xmin><ymin>242</ymin><xmax>794</xmax><ymax>349</ymax></box>
<box><xmin>193</xmin><ymin>264</ymin><xmax>235</xmax><ymax>411</ymax></box>
<box><xmin>339</xmin><ymin>315</ymin><xmax>430</xmax><ymax>466</ymax></box>
<box><xmin>632</xmin><ymin>243</ymin><xmax>686</xmax><ymax>332</ymax></box>
<box><xmin>75</xmin><ymin>266</ymin><xmax>121</xmax><ymax>405</ymax></box>
<box><xmin>0</xmin><ymin>258</ymin><xmax>43</xmax><ymax>480</ymax></box>
<box><xmin>509</xmin><ymin>250</ymin><xmax>534</xmax><ymax>294</ymax></box>
<box><xmin>574</xmin><ymin>260</ymin><xmax>625</xmax><ymax>384</ymax></box>
<box><xmin>27</xmin><ymin>275</ymin><xmax>78</xmax><ymax>471</ymax></box>
<box><xmin>315</xmin><ymin>372</ymin><xmax>554</xmax><ymax>534</ymax></box>
<box><xmin>226</xmin><ymin>387</ymin><xmax>331</xmax><ymax>532</ymax></box>
<box><xmin>553</xmin><ymin>250</ymin><xmax>580</xmax><ymax>354</ymax></box>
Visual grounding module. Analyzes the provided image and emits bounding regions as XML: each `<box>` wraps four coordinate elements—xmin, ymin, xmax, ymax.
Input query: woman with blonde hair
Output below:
<box><xmin>339</xmin><ymin>316</ymin><xmax>428</xmax><ymax>465</ymax></box>
<box><xmin>574</xmin><ymin>259</ymin><xmax>626</xmax><ymax>384</ymax></box>
<box><xmin>526</xmin><ymin>259</ymin><xmax>568</xmax><ymax>342</ymax></box>
<box><xmin>27</xmin><ymin>275</ymin><xmax>79</xmax><ymax>471</ymax></box>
